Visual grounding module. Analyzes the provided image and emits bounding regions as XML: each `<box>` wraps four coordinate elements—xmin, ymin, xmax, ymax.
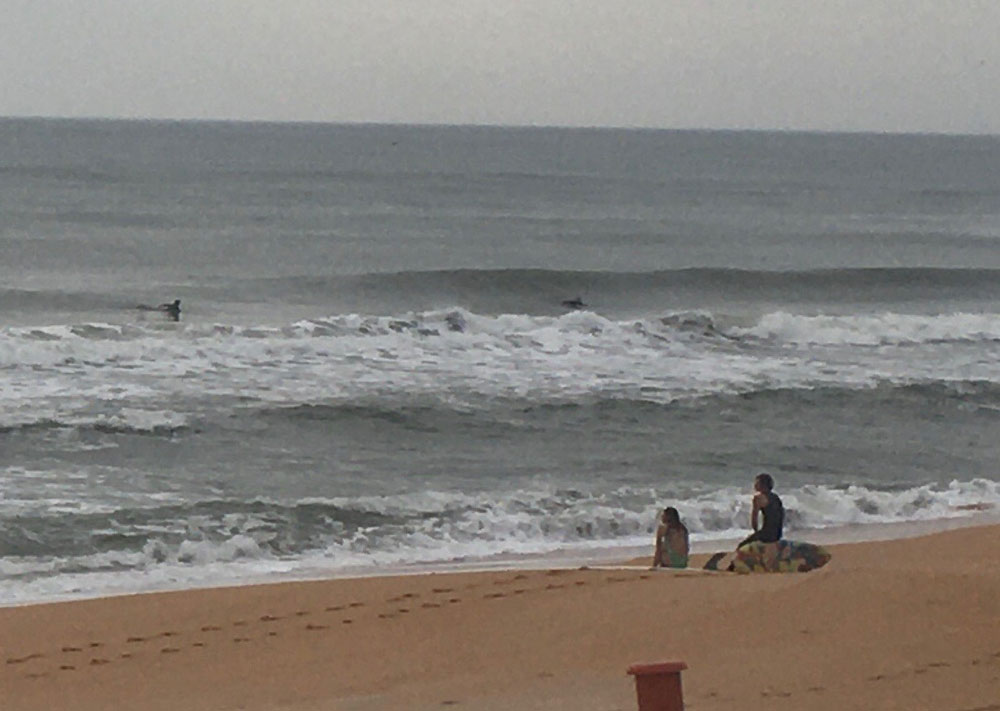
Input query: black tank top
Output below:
<box><xmin>759</xmin><ymin>493</ymin><xmax>784</xmax><ymax>542</ymax></box>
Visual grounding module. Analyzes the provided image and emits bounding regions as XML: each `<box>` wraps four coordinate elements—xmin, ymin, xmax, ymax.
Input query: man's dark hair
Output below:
<box><xmin>755</xmin><ymin>473</ymin><xmax>774</xmax><ymax>491</ymax></box>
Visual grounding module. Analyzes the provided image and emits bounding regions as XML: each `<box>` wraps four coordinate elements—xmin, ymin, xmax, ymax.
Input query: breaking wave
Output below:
<box><xmin>2</xmin><ymin>478</ymin><xmax>997</xmax><ymax>603</ymax></box>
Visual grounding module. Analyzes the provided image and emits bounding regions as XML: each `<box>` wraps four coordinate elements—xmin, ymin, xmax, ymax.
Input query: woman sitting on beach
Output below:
<box><xmin>652</xmin><ymin>507</ymin><xmax>689</xmax><ymax>569</ymax></box>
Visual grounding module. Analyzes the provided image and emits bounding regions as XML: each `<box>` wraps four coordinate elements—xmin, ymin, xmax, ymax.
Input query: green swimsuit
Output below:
<box><xmin>659</xmin><ymin>531</ymin><xmax>689</xmax><ymax>568</ymax></box>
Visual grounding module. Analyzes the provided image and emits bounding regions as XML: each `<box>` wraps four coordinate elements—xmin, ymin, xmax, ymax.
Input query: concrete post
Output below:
<box><xmin>626</xmin><ymin>661</ymin><xmax>687</xmax><ymax>711</ymax></box>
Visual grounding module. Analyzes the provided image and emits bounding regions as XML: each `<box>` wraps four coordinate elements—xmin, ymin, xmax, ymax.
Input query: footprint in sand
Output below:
<box><xmin>326</xmin><ymin>605</ymin><xmax>345</xmax><ymax>612</ymax></box>
<box><xmin>574</xmin><ymin>581</ymin><xmax>586</xmax><ymax>586</ymax></box>
<box><xmin>545</xmin><ymin>584</ymin><xmax>564</xmax><ymax>590</ymax></box>
<box><xmin>448</xmin><ymin>598</ymin><xmax>461</xmax><ymax>603</ymax></box>
<box><xmin>260</xmin><ymin>615</ymin><xmax>280</xmax><ymax>622</ymax></box>
<box><xmin>126</xmin><ymin>637</ymin><xmax>146</xmax><ymax>643</ymax></box>
<box><xmin>294</xmin><ymin>611</ymin><xmax>310</xmax><ymax>617</ymax></box>
<box><xmin>161</xmin><ymin>648</ymin><xmax>180</xmax><ymax>654</ymax></box>
<box><xmin>422</xmin><ymin>602</ymin><xmax>441</xmax><ymax>608</ymax></box>
<box><xmin>397</xmin><ymin>608</ymin><xmax>410</xmax><ymax>614</ymax></box>
<box><xmin>120</xmin><ymin>653</ymin><xmax>132</xmax><ymax>659</ymax></box>
<box><xmin>61</xmin><ymin>646</ymin><xmax>82</xmax><ymax>653</ymax></box>
<box><xmin>89</xmin><ymin>642</ymin><xmax>103</xmax><ymax>648</ymax></box>
<box><xmin>192</xmin><ymin>642</ymin><xmax>206</xmax><ymax>648</ymax></box>
<box><xmin>305</xmin><ymin>623</ymin><xmax>328</xmax><ymax>631</ymax></box>
<box><xmin>341</xmin><ymin>619</ymin><xmax>353</xmax><ymax>625</ymax></box>
<box><xmin>59</xmin><ymin>665</ymin><xmax>75</xmax><ymax>671</ymax></box>
<box><xmin>379</xmin><ymin>613</ymin><xmax>396</xmax><ymax>619</ymax></box>
<box><xmin>514</xmin><ymin>589</ymin><xmax>526</xmax><ymax>595</ymax></box>
<box><xmin>89</xmin><ymin>658</ymin><xmax>110</xmax><ymax>666</ymax></box>
<box><xmin>233</xmin><ymin>638</ymin><xmax>251</xmax><ymax>644</ymax></box>
<box><xmin>160</xmin><ymin>631</ymin><xmax>178</xmax><ymax>637</ymax></box>
<box><xmin>201</xmin><ymin>625</ymin><xmax>222</xmax><ymax>632</ymax></box>
<box><xmin>484</xmin><ymin>592</ymin><xmax>505</xmax><ymax>599</ymax></box>
<box><xmin>6</xmin><ymin>653</ymin><xmax>44</xmax><ymax>665</ymax></box>
<box><xmin>432</xmin><ymin>587</ymin><xmax>453</xmax><ymax>593</ymax></box>
<box><xmin>349</xmin><ymin>602</ymin><xmax>365</xmax><ymax>608</ymax></box>
<box><xmin>233</xmin><ymin>620</ymin><xmax>248</xmax><ymax>626</ymax></box>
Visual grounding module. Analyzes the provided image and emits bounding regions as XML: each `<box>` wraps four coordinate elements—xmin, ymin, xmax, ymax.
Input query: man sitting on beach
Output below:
<box><xmin>738</xmin><ymin>473</ymin><xmax>784</xmax><ymax>548</ymax></box>
<box><xmin>705</xmin><ymin>473</ymin><xmax>785</xmax><ymax>571</ymax></box>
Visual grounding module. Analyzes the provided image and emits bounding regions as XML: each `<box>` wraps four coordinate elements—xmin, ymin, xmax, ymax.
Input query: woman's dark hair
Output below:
<box><xmin>755</xmin><ymin>473</ymin><xmax>775</xmax><ymax>491</ymax></box>
<box><xmin>663</xmin><ymin>507</ymin><xmax>682</xmax><ymax>527</ymax></box>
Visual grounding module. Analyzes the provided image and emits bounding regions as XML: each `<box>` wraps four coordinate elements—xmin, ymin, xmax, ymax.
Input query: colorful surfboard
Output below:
<box><xmin>730</xmin><ymin>540</ymin><xmax>831</xmax><ymax>573</ymax></box>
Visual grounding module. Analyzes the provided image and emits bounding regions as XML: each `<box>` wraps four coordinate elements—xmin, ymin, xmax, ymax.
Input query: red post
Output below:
<box><xmin>626</xmin><ymin>661</ymin><xmax>687</xmax><ymax>711</ymax></box>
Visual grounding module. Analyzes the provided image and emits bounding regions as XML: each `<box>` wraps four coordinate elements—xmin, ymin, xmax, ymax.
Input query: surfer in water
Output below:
<box><xmin>652</xmin><ymin>506</ymin><xmax>689</xmax><ymax>569</ymax></box>
<box><xmin>160</xmin><ymin>299</ymin><xmax>181</xmax><ymax>321</ymax></box>
<box><xmin>136</xmin><ymin>299</ymin><xmax>181</xmax><ymax>321</ymax></box>
<box><xmin>561</xmin><ymin>296</ymin><xmax>586</xmax><ymax>309</ymax></box>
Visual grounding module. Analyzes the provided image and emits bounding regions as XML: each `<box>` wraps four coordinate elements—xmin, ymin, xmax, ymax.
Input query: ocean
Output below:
<box><xmin>1</xmin><ymin>118</ymin><xmax>999</xmax><ymax>604</ymax></box>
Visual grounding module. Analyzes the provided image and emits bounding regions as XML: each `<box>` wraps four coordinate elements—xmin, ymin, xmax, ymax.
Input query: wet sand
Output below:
<box><xmin>3</xmin><ymin>525</ymin><xmax>999</xmax><ymax>710</ymax></box>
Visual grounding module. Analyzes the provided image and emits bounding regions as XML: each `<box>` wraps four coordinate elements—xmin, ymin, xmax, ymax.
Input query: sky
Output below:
<box><xmin>2</xmin><ymin>1</ymin><xmax>998</xmax><ymax>134</ymax></box>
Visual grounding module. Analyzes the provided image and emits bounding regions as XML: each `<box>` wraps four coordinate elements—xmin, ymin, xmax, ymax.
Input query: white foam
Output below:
<box><xmin>738</xmin><ymin>311</ymin><xmax>1000</xmax><ymax>346</ymax></box>
<box><xmin>3</xmin><ymin>478</ymin><xmax>997</xmax><ymax>604</ymax></box>
<box><xmin>2</xmin><ymin>309</ymin><xmax>1000</xmax><ymax>429</ymax></box>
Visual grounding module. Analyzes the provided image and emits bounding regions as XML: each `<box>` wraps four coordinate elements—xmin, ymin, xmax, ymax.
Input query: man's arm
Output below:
<box><xmin>750</xmin><ymin>493</ymin><xmax>764</xmax><ymax>532</ymax></box>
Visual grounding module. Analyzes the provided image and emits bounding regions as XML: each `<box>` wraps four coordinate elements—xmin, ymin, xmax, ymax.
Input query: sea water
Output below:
<box><xmin>1</xmin><ymin>119</ymin><xmax>999</xmax><ymax>603</ymax></box>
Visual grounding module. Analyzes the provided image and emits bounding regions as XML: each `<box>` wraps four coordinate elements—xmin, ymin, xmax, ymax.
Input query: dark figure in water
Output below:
<box><xmin>160</xmin><ymin>299</ymin><xmax>181</xmax><ymax>321</ymax></box>
<box><xmin>561</xmin><ymin>296</ymin><xmax>586</xmax><ymax>309</ymax></box>
<box><xmin>137</xmin><ymin>299</ymin><xmax>181</xmax><ymax>321</ymax></box>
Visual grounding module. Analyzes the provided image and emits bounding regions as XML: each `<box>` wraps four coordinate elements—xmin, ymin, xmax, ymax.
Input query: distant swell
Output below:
<box><xmin>0</xmin><ymin>417</ymin><xmax>189</xmax><ymax>438</ymax></box>
<box><xmin>244</xmin><ymin>266</ymin><xmax>1000</xmax><ymax>304</ymax></box>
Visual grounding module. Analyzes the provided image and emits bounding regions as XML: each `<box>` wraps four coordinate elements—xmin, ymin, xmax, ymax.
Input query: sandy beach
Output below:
<box><xmin>3</xmin><ymin>524</ymin><xmax>999</xmax><ymax>711</ymax></box>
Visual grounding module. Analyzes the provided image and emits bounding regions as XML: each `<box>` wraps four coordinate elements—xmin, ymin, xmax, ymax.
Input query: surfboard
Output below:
<box><xmin>703</xmin><ymin>540</ymin><xmax>831</xmax><ymax>573</ymax></box>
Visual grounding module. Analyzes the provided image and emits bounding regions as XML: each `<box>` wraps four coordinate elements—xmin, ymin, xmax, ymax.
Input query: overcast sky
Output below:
<box><xmin>2</xmin><ymin>1</ymin><xmax>998</xmax><ymax>133</ymax></box>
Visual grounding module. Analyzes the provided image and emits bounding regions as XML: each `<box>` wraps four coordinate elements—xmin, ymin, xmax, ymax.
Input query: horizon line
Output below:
<box><xmin>1</xmin><ymin>113</ymin><xmax>997</xmax><ymax>139</ymax></box>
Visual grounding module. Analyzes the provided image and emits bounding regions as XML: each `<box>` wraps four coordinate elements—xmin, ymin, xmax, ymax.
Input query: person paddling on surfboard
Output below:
<box><xmin>136</xmin><ymin>299</ymin><xmax>181</xmax><ymax>321</ymax></box>
<box><xmin>652</xmin><ymin>506</ymin><xmax>689</xmax><ymax>569</ymax></box>
<box><xmin>158</xmin><ymin>299</ymin><xmax>181</xmax><ymax>321</ymax></box>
